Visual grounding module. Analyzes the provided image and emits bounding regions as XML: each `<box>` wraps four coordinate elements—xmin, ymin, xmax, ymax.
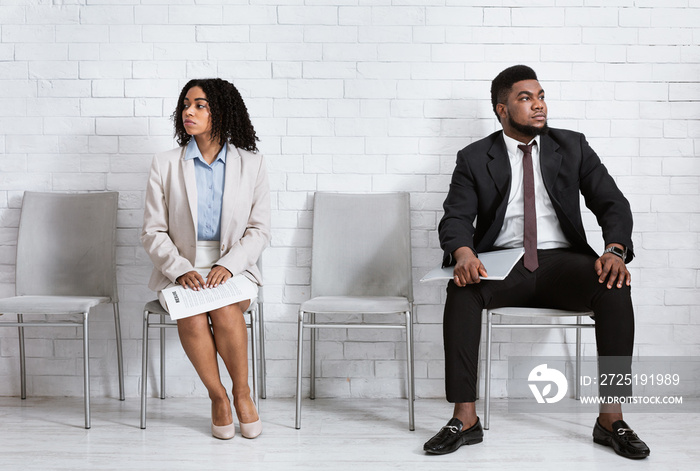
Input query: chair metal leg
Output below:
<box><xmin>258</xmin><ymin>302</ymin><xmax>266</xmax><ymax>399</ymax></box>
<box><xmin>484</xmin><ymin>309</ymin><xmax>493</xmax><ymax>431</ymax></box>
<box><xmin>309</xmin><ymin>312</ymin><xmax>316</xmax><ymax>400</ymax></box>
<box><xmin>475</xmin><ymin>360</ymin><xmax>481</xmax><ymax>401</ymax></box>
<box><xmin>295</xmin><ymin>309</ymin><xmax>305</xmax><ymax>429</ymax></box>
<box><xmin>17</xmin><ymin>314</ymin><xmax>26</xmax><ymax>400</ymax></box>
<box><xmin>405</xmin><ymin>310</ymin><xmax>415</xmax><ymax>431</ymax></box>
<box><xmin>575</xmin><ymin>316</ymin><xmax>582</xmax><ymax>400</ymax></box>
<box><xmin>82</xmin><ymin>312</ymin><xmax>91</xmax><ymax>429</ymax></box>
<box><xmin>475</xmin><ymin>314</ymin><xmax>482</xmax><ymax>401</ymax></box>
<box><xmin>140</xmin><ymin>309</ymin><xmax>150</xmax><ymax>429</ymax></box>
<box><xmin>410</xmin><ymin>305</ymin><xmax>416</xmax><ymax>402</ymax></box>
<box><xmin>249</xmin><ymin>308</ymin><xmax>259</xmax><ymax>410</ymax></box>
<box><xmin>160</xmin><ymin>313</ymin><xmax>166</xmax><ymax>399</ymax></box>
<box><xmin>113</xmin><ymin>303</ymin><xmax>125</xmax><ymax>401</ymax></box>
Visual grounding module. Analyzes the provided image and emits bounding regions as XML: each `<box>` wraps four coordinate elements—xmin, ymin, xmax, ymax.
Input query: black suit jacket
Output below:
<box><xmin>438</xmin><ymin>128</ymin><xmax>634</xmax><ymax>267</ymax></box>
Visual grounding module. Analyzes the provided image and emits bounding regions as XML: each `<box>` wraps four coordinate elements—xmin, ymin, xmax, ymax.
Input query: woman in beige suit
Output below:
<box><xmin>141</xmin><ymin>78</ymin><xmax>270</xmax><ymax>440</ymax></box>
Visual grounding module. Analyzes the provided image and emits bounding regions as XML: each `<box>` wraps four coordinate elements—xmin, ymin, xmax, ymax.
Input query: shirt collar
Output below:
<box><xmin>184</xmin><ymin>139</ymin><xmax>227</xmax><ymax>164</ymax></box>
<box><xmin>502</xmin><ymin>131</ymin><xmax>540</xmax><ymax>158</ymax></box>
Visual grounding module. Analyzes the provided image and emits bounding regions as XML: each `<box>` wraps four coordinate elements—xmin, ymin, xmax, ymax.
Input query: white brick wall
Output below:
<box><xmin>0</xmin><ymin>1</ymin><xmax>698</xmax><ymax>400</ymax></box>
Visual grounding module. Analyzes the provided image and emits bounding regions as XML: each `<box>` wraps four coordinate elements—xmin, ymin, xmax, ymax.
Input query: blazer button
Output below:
<box><xmin>221</xmin><ymin>244</ymin><xmax>226</xmax><ymax>252</ymax></box>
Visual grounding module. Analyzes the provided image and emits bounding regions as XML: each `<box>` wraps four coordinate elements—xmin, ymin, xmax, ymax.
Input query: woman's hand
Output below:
<box><xmin>176</xmin><ymin>270</ymin><xmax>206</xmax><ymax>291</ymax></box>
<box><xmin>206</xmin><ymin>265</ymin><xmax>232</xmax><ymax>288</ymax></box>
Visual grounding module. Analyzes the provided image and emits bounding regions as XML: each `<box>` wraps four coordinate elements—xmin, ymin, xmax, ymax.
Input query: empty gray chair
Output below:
<box><xmin>295</xmin><ymin>192</ymin><xmax>415</xmax><ymax>431</ymax></box>
<box><xmin>484</xmin><ymin>307</ymin><xmax>594</xmax><ymax>430</ymax></box>
<box><xmin>140</xmin><ymin>298</ymin><xmax>261</xmax><ymax>429</ymax></box>
<box><xmin>0</xmin><ymin>191</ymin><xmax>124</xmax><ymax>429</ymax></box>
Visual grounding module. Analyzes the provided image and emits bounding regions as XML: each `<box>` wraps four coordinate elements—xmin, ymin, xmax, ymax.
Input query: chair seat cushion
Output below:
<box><xmin>300</xmin><ymin>296</ymin><xmax>410</xmax><ymax>314</ymax></box>
<box><xmin>144</xmin><ymin>299</ymin><xmax>167</xmax><ymax>315</ymax></box>
<box><xmin>0</xmin><ymin>295</ymin><xmax>110</xmax><ymax>315</ymax></box>
<box><xmin>489</xmin><ymin>307</ymin><xmax>593</xmax><ymax>317</ymax></box>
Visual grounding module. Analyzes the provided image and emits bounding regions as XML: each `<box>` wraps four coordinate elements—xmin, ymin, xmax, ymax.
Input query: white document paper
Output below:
<box><xmin>160</xmin><ymin>274</ymin><xmax>258</xmax><ymax>320</ymax></box>
<box><xmin>420</xmin><ymin>248</ymin><xmax>525</xmax><ymax>282</ymax></box>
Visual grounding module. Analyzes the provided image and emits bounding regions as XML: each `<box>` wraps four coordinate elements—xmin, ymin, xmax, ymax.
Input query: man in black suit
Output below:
<box><xmin>423</xmin><ymin>65</ymin><xmax>650</xmax><ymax>460</ymax></box>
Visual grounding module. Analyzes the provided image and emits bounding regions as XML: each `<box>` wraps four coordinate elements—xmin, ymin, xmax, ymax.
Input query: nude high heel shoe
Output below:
<box><xmin>211</xmin><ymin>399</ymin><xmax>235</xmax><ymax>440</ymax></box>
<box><xmin>239</xmin><ymin>418</ymin><xmax>262</xmax><ymax>439</ymax></box>
<box><xmin>237</xmin><ymin>403</ymin><xmax>262</xmax><ymax>439</ymax></box>
<box><xmin>211</xmin><ymin>421</ymin><xmax>236</xmax><ymax>440</ymax></box>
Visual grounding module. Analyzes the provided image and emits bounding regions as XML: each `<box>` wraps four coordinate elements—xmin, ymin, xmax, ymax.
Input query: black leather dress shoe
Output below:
<box><xmin>592</xmin><ymin>418</ymin><xmax>650</xmax><ymax>459</ymax></box>
<box><xmin>423</xmin><ymin>418</ymin><xmax>483</xmax><ymax>455</ymax></box>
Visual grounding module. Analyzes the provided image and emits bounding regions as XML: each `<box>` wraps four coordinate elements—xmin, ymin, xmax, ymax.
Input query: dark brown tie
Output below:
<box><xmin>518</xmin><ymin>144</ymin><xmax>538</xmax><ymax>271</ymax></box>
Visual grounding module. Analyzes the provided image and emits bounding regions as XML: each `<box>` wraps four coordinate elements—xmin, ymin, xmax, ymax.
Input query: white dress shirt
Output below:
<box><xmin>493</xmin><ymin>132</ymin><xmax>570</xmax><ymax>250</ymax></box>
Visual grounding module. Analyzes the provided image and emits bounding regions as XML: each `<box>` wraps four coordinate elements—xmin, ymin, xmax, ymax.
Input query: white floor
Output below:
<box><xmin>0</xmin><ymin>396</ymin><xmax>697</xmax><ymax>471</ymax></box>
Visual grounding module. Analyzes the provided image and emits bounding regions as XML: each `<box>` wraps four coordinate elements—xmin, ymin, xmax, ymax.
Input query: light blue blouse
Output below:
<box><xmin>184</xmin><ymin>139</ymin><xmax>226</xmax><ymax>241</ymax></box>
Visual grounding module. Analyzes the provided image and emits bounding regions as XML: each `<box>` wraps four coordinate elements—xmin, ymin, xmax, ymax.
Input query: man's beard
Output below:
<box><xmin>508</xmin><ymin>114</ymin><xmax>549</xmax><ymax>137</ymax></box>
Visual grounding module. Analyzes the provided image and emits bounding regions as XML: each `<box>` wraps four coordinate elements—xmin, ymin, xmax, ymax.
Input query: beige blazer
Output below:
<box><xmin>141</xmin><ymin>144</ymin><xmax>271</xmax><ymax>292</ymax></box>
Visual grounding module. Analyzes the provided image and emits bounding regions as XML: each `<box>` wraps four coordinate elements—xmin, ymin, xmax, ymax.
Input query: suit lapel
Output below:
<box><xmin>539</xmin><ymin>134</ymin><xmax>563</xmax><ymax>201</ymax></box>
<box><xmin>180</xmin><ymin>146</ymin><xmax>198</xmax><ymax>238</ymax></box>
<box><xmin>486</xmin><ymin>134</ymin><xmax>511</xmax><ymax>199</ymax></box>
<box><xmin>220</xmin><ymin>144</ymin><xmax>241</xmax><ymax>241</ymax></box>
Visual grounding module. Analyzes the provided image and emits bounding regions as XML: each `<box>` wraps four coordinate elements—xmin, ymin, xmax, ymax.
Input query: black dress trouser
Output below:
<box><xmin>443</xmin><ymin>248</ymin><xmax>635</xmax><ymax>403</ymax></box>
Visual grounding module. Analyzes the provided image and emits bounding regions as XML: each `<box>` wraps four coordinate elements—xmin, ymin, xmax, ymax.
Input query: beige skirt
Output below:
<box><xmin>158</xmin><ymin>240</ymin><xmax>258</xmax><ymax>312</ymax></box>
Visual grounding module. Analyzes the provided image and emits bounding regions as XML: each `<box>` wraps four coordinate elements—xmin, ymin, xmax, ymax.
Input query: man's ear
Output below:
<box><xmin>496</xmin><ymin>103</ymin><xmax>507</xmax><ymax>122</ymax></box>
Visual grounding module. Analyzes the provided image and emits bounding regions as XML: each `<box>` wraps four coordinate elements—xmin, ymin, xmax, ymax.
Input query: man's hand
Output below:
<box><xmin>595</xmin><ymin>244</ymin><xmax>631</xmax><ymax>289</ymax></box>
<box><xmin>452</xmin><ymin>246</ymin><xmax>488</xmax><ymax>287</ymax></box>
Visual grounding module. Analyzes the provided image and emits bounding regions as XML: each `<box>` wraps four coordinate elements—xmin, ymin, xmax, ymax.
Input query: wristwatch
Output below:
<box><xmin>603</xmin><ymin>245</ymin><xmax>626</xmax><ymax>261</ymax></box>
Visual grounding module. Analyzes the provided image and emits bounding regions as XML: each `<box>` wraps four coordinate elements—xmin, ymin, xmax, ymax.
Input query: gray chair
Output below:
<box><xmin>484</xmin><ymin>307</ymin><xmax>594</xmax><ymax>430</ymax></box>
<box><xmin>295</xmin><ymin>192</ymin><xmax>415</xmax><ymax>431</ymax></box>
<box><xmin>0</xmin><ymin>191</ymin><xmax>124</xmax><ymax>429</ymax></box>
<box><xmin>140</xmin><ymin>298</ymin><xmax>261</xmax><ymax>429</ymax></box>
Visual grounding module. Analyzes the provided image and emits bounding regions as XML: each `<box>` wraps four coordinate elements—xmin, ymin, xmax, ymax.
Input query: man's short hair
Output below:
<box><xmin>490</xmin><ymin>65</ymin><xmax>538</xmax><ymax>119</ymax></box>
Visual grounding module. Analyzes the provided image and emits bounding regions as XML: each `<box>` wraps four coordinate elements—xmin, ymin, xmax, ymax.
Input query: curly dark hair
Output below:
<box><xmin>172</xmin><ymin>78</ymin><xmax>259</xmax><ymax>152</ymax></box>
<box><xmin>490</xmin><ymin>65</ymin><xmax>538</xmax><ymax>119</ymax></box>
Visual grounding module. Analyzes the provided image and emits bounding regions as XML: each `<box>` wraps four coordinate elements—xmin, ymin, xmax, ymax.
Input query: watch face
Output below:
<box><xmin>608</xmin><ymin>246</ymin><xmax>624</xmax><ymax>258</ymax></box>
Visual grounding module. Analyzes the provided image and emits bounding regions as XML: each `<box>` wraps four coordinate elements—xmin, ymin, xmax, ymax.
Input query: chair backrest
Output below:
<box><xmin>15</xmin><ymin>191</ymin><xmax>119</xmax><ymax>301</ymax></box>
<box><xmin>310</xmin><ymin>192</ymin><xmax>413</xmax><ymax>301</ymax></box>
